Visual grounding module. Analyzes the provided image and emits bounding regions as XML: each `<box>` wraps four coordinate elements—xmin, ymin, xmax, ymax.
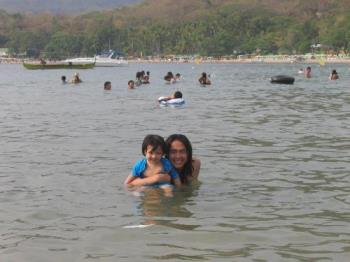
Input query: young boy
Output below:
<box><xmin>124</xmin><ymin>135</ymin><xmax>181</xmax><ymax>189</ymax></box>
<box><xmin>104</xmin><ymin>81</ymin><xmax>112</xmax><ymax>90</ymax></box>
<box><xmin>128</xmin><ymin>80</ymin><xmax>135</xmax><ymax>89</ymax></box>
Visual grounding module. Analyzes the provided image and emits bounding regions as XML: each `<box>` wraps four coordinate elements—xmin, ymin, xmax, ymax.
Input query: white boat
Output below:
<box><xmin>65</xmin><ymin>57</ymin><xmax>128</xmax><ymax>67</ymax></box>
<box><xmin>65</xmin><ymin>50</ymin><xmax>128</xmax><ymax>67</ymax></box>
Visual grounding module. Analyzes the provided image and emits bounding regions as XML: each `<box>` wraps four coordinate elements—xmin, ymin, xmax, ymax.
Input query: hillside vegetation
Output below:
<box><xmin>1</xmin><ymin>0</ymin><xmax>350</xmax><ymax>58</ymax></box>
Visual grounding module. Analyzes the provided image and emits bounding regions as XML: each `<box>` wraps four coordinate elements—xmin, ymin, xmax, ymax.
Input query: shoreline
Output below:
<box><xmin>3</xmin><ymin>57</ymin><xmax>350</xmax><ymax>64</ymax></box>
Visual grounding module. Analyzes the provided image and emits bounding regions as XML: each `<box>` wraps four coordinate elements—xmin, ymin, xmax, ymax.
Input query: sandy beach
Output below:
<box><xmin>3</xmin><ymin>55</ymin><xmax>350</xmax><ymax>64</ymax></box>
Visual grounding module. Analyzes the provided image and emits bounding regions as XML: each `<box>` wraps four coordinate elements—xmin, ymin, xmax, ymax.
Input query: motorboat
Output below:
<box><xmin>65</xmin><ymin>50</ymin><xmax>128</xmax><ymax>67</ymax></box>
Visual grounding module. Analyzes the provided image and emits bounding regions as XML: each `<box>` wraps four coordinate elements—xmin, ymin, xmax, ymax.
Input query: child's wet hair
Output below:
<box><xmin>142</xmin><ymin>134</ymin><xmax>167</xmax><ymax>156</ymax></box>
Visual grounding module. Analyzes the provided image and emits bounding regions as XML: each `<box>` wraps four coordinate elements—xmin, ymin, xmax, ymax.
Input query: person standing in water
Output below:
<box><xmin>71</xmin><ymin>73</ymin><xmax>82</xmax><ymax>84</ymax></box>
<box><xmin>329</xmin><ymin>69</ymin><xmax>339</xmax><ymax>80</ymax></box>
<box><xmin>104</xmin><ymin>81</ymin><xmax>111</xmax><ymax>90</ymax></box>
<box><xmin>198</xmin><ymin>72</ymin><xmax>211</xmax><ymax>85</ymax></box>
<box><xmin>61</xmin><ymin>75</ymin><xmax>67</xmax><ymax>84</ymax></box>
<box><xmin>305</xmin><ymin>66</ymin><xmax>312</xmax><ymax>78</ymax></box>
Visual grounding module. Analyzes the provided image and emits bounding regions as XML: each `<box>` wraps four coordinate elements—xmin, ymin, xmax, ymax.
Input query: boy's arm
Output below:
<box><xmin>126</xmin><ymin>173</ymin><xmax>171</xmax><ymax>187</ymax></box>
<box><xmin>124</xmin><ymin>174</ymin><xmax>136</xmax><ymax>185</ymax></box>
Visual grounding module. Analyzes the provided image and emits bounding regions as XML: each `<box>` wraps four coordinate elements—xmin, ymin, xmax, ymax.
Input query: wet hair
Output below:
<box><xmin>142</xmin><ymin>134</ymin><xmax>167</xmax><ymax>156</ymax></box>
<box><xmin>104</xmin><ymin>81</ymin><xmax>111</xmax><ymax>88</ymax></box>
<box><xmin>202</xmin><ymin>72</ymin><xmax>207</xmax><ymax>77</ymax></box>
<box><xmin>332</xmin><ymin>69</ymin><xmax>337</xmax><ymax>74</ymax></box>
<box><xmin>128</xmin><ymin>80</ymin><xmax>134</xmax><ymax>85</ymax></box>
<box><xmin>61</xmin><ymin>75</ymin><xmax>66</xmax><ymax>81</ymax></box>
<box><xmin>174</xmin><ymin>91</ymin><xmax>182</xmax><ymax>99</ymax></box>
<box><xmin>164</xmin><ymin>72</ymin><xmax>174</xmax><ymax>81</ymax></box>
<box><xmin>165</xmin><ymin>134</ymin><xmax>193</xmax><ymax>183</ymax></box>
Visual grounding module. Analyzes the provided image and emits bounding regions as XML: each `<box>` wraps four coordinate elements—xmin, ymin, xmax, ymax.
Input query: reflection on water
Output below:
<box><xmin>134</xmin><ymin>183</ymin><xmax>200</xmax><ymax>231</ymax></box>
<box><xmin>0</xmin><ymin>63</ymin><xmax>350</xmax><ymax>261</ymax></box>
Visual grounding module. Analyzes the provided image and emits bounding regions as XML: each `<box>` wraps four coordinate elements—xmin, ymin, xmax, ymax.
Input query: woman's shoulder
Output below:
<box><xmin>191</xmin><ymin>157</ymin><xmax>201</xmax><ymax>179</ymax></box>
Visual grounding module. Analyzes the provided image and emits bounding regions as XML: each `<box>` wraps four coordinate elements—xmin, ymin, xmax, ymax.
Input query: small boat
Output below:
<box><xmin>23</xmin><ymin>61</ymin><xmax>95</xmax><ymax>70</ymax></box>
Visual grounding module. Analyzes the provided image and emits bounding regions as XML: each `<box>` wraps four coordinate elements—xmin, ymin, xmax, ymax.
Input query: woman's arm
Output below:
<box><xmin>173</xmin><ymin>177</ymin><xmax>182</xmax><ymax>188</ymax></box>
<box><xmin>192</xmin><ymin>157</ymin><xmax>201</xmax><ymax>179</ymax></box>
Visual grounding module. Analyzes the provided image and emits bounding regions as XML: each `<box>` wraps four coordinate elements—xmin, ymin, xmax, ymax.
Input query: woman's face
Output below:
<box><xmin>169</xmin><ymin>140</ymin><xmax>188</xmax><ymax>170</ymax></box>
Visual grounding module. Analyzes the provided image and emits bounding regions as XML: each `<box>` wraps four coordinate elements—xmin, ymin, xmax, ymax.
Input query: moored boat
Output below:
<box><xmin>23</xmin><ymin>61</ymin><xmax>95</xmax><ymax>70</ymax></box>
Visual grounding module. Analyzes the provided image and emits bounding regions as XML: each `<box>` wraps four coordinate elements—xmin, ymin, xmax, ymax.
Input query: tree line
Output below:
<box><xmin>0</xmin><ymin>2</ymin><xmax>350</xmax><ymax>59</ymax></box>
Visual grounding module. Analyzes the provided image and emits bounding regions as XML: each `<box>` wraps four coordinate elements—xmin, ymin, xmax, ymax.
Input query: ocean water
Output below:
<box><xmin>0</xmin><ymin>62</ymin><xmax>350</xmax><ymax>261</ymax></box>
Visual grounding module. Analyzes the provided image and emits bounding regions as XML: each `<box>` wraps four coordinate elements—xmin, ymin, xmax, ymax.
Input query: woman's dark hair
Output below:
<box><xmin>165</xmin><ymin>134</ymin><xmax>193</xmax><ymax>183</ymax></box>
<box><xmin>142</xmin><ymin>134</ymin><xmax>167</xmax><ymax>156</ymax></box>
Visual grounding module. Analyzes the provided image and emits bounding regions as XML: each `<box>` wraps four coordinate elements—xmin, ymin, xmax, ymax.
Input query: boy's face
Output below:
<box><xmin>145</xmin><ymin>145</ymin><xmax>163</xmax><ymax>164</ymax></box>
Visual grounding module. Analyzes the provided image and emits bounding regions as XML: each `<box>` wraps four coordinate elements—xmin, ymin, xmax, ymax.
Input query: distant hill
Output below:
<box><xmin>113</xmin><ymin>0</ymin><xmax>350</xmax><ymax>24</ymax></box>
<box><xmin>0</xmin><ymin>0</ymin><xmax>143</xmax><ymax>14</ymax></box>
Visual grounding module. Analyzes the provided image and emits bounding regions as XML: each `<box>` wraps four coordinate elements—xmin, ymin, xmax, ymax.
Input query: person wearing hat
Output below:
<box><xmin>71</xmin><ymin>72</ymin><xmax>82</xmax><ymax>84</ymax></box>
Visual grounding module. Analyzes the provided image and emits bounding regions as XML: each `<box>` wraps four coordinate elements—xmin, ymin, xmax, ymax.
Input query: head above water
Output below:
<box><xmin>165</xmin><ymin>134</ymin><xmax>193</xmax><ymax>183</ymax></box>
<box><xmin>104</xmin><ymin>81</ymin><xmax>111</xmax><ymax>90</ymax></box>
<box><xmin>142</xmin><ymin>134</ymin><xmax>167</xmax><ymax>156</ymax></box>
<box><xmin>174</xmin><ymin>91</ymin><xmax>183</xmax><ymax>99</ymax></box>
<box><xmin>128</xmin><ymin>80</ymin><xmax>135</xmax><ymax>89</ymax></box>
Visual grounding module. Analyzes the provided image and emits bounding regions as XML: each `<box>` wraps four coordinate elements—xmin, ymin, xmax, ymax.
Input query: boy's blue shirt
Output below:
<box><xmin>132</xmin><ymin>158</ymin><xmax>178</xmax><ymax>179</ymax></box>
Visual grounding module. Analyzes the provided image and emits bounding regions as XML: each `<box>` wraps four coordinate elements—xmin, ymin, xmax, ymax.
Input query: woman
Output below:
<box><xmin>124</xmin><ymin>134</ymin><xmax>200</xmax><ymax>187</ymax></box>
<box><xmin>165</xmin><ymin>134</ymin><xmax>200</xmax><ymax>184</ymax></box>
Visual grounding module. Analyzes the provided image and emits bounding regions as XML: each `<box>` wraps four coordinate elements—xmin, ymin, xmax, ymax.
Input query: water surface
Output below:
<box><xmin>0</xmin><ymin>63</ymin><xmax>350</xmax><ymax>261</ymax></box>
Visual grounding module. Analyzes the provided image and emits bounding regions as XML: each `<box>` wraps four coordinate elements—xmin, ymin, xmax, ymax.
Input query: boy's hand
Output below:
<box><xmin>156</xmin><ymin>172</ymin><xmax>171</xmax><ymax>183</ymax></box>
